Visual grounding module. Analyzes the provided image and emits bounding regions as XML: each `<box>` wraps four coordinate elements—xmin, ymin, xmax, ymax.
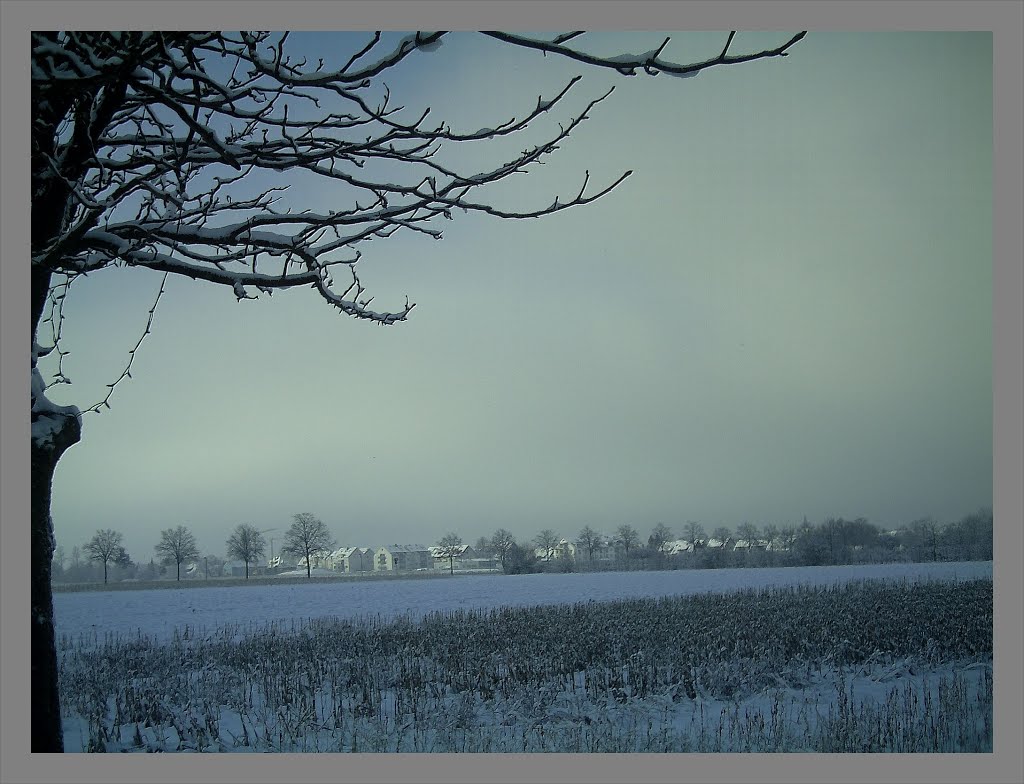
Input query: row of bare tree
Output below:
<box><xmin>56</xmin><ymin>513</ymin><xmax>335</xmax><ymax>585</ymax></box>
<box><xmin>55</xmin><ymin>507</ymin><xmax>993</xmax><ymax>585</ymax></box>
<box><xmin>466</xmin><ymin>509</ymin><xmax>994</xmax><ymax>574</ymax></box>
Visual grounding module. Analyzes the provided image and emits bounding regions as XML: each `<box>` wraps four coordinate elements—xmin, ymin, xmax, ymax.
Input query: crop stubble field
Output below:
<box><xmin>55</xmin><ymin>562</ymin><xmax>993</xmax><ymax>753</ymax></box>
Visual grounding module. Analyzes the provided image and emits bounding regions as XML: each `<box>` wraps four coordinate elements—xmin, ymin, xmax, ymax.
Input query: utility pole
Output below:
<box><xmin>204</xmin><ymin>556</ymin><xmax>208</xmax><ymax>580</ymax></box>
<box><xmin>258</xmin><ymin>528</ymin><xmax>278</xmax><ymax>572</ymax></box>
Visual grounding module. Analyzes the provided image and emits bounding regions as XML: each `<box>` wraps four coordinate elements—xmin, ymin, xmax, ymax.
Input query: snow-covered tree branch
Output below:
<box><xmin>29</xmin><ymin>29</ymin><xmax>805</xmax><ymax>752</ymax></box>
<box><xmin>32</xmin><ymin>30</ymin><xmax>805</xmax><ymax>334</ymax></box>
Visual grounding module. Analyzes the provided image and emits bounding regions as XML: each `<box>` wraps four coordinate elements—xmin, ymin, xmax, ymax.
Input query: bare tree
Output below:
<box><xmin>504</xmin><ymin>541</ymin><xmax>540</xmax><ymax>575</ymax></box>
<box><xmin>909</xmin><ymin>517</ymin><xmax>943</xmax><ymax>562</ymax></box>
<box><xmin>712</xmin><ymin>526</ymin><xmax>733</xmax><ymax>545</ymax></box>
<box><xmin>225</xmin><ymin>524</ymin><xmax>267</xmax><ymax>579</ymax></box>
<box><xmin>282</xmin><ymin>513</ymin><xmax>336</xmax><ymax>578</ymax></box>
<box><xmin>822</xmin><ymin>517</ymin><xmax>841</xmax><ymax>564</ymax></box>
<box><xmin>778</xmin><ymin>525</ymin><xmax>799</xmax><ymax>553</ymax></box>
<box><xmin>82</xmin><ymin>529</ymin><xmax>130</xmax><ymax>584</ymax></box>
<box><xmin>648</xmin><ymin>523</ymin><xmax>673</xmax><ymax>554</ymax></box>
<box><xmin>681</xmin><ymin>521</ymin><xmax>705</xmax><ymax>546</ymax></box>
<box><xmin>154</xmin><ymin>525</ymin><xmax>200</xmax><ymax>581</ymax></box>
<box><xmin>735</xmin><ymin>522</ymin><xmax>761</xmax><ymax>545</ymax></box>
<box><xmin>575</xmin><ymin>525</ymin><xmax>603</xmax><ymax>564</ymax></box>
<box><xmin>489</xmin><ymin>528</ymin><xmax>517</xmax><ymax>570</ymax></box>
<box><xmin>436</xmin><ymin>532</ymin><xmax>464</xmax><ymax>575</ymax></box>
<box><xmin>946</xmin><ymin>507</ymin><xmax>993</xmax><ymax>560</ymax></box>
<box><xmin>533</xmin><ymin>529</ymin><xmax>561</xmax><ymax>562</ymax></box>
<box><xmin>614</xmin><ymin>524</ymin><xmax>641</xmax><ymax>560</ymax></box>
<box><xmin>29</xmin><ymin>28</ymin><xmax>805</xmax><ymax>752</ymax></box>
<box><xmin>474</xmin><ymin>536</ymin><xmax>493</xmax><ymax>557</ymax></box>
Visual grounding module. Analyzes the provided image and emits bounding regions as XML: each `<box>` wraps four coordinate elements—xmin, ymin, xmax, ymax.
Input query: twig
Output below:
<box><xmin>83</xmin><ymin>272</ymin><xmax>169</xmax><ymax>414</ymax></box>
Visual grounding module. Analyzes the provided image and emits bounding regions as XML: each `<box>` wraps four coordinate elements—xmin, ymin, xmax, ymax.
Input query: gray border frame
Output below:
<box><xmin>2</xmin><ymin>2</ymin><xmax>1020</xmax><ymax>783</ymax></box>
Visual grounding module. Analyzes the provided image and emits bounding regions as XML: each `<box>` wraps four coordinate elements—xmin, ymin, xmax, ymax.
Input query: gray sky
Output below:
<box><xmin>42</xmin><ymin>32</ymin><xmax>992</xmax><ymax>561</ymax></box>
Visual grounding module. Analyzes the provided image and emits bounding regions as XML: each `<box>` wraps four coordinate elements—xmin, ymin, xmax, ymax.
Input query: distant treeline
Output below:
<box><xmin>52</xmin><ymin>508</ymin><xmax>993</xmax><ymax>585</ymax></box>
<box><xmin>497</xmin><ymin>509</ymin><xmax>994</xmax><ymax>575</ymax></box>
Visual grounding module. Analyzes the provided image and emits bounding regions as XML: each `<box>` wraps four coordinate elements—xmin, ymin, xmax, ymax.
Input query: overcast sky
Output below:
<box><xmin>42</xmin><ymin>31</ymin><xmax>992</xmax><ymax>561</ymax></box>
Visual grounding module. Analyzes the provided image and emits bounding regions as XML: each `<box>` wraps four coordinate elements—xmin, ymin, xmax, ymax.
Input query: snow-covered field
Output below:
<box><xmin>54</xmin><ymin>561</ymin><xmax>993</xmax><ymax>753</ymax></box>
<box><xmin>54</xmin><ymin>560</ymin><xmax>992</xmax><ymax>643</ymax></box>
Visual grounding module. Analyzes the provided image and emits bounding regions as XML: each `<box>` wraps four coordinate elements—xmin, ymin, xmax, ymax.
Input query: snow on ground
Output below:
<box><xmin>273</xmin><ymin>567</ymin><xmax>337</xmax><ymax>578</ymax></box>
<box><xmin>60</xmin><ymin>658</ymin><xmax>993</xmax><ymax>753</ymax></box>
<box><xmin>55</xmin><ymin>561</ymin><xmax>994</xmax><ymax>752</ymax></box>
<box><xmin>54</xmin><ymin>560</ymin><xmax>992</xmax><ymax>644</ymax></box>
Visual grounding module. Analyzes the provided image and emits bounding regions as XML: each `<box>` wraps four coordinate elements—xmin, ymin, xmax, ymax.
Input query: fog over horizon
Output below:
<box><xmin>41</xmin><ymin>31</ymin><xmax>992</xmax><ymax>562</ymax></box>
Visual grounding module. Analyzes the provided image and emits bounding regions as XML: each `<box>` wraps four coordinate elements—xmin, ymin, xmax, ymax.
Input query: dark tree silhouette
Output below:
<box><xmin>225</xmin><ymin>524</ymin><xmax>268</xmax><ymax>579</ymax></box>
<box><xmin>735</xmin><ymin>522</ymin><xmax>761</xmax><ymax>545</ymax></box>
<box><xmin>648</xmin><ymin>523</ymin><xmax>673</xmax><ymax>554</ymax></box>
<box><xmin>82</xmin><ymin>528</ymin><xmax>130</xmax><ymax>584</ymax></box>
<box><xmin>29</xmin><ymin>29</ymin><xmax>804</xmax><ymax>751</ymax></box>
<box><xmin>436</xmin><ymin>532</ymin><xmax>464</xmax><ymax>575</ymax></box>
<box><xmin>615</xmin><ymin>524</ymin><xmax>641</xmax><ymax>559</ymax></box>
<box><xmin>681</xmin><ymin>521</ymin><xmax>706</xmax><ymax>546</ymax></box>
<box><xmin>533</xmin><ymin>528</ymin><xmax>561</xmax><ymax>562</ymax></box>
<box><xmin>910</xmin><ymin>517</ymin><xmax>943</xmax><ymax>563</ymax></box>
<box><xmin>712</xmin><ymin>526</ymin><xmax>733</xmax><ymax>545</ymax></box>
<box><xmin>281</xmin><ymin>513</ymin><xmax>335</xmax><ymax>578</ymax></box>
<box><xmin>576</xmin><ymin>525</ymin><xmax>603</xmax><ymax>563</ymax></box>
<box><xmin>489</xmin><ymin>528</ymin><xmax>517</xmax><ymax>571</ymax></box>
<box><xmin>154</xmin><ymin>525</ymin><xmax>200</xmax><ymax>581</ymax></box>
<box><xmin>503</xmin><ymin>542</ymin><xmax>540</xmax><ymax>575</ymax></box>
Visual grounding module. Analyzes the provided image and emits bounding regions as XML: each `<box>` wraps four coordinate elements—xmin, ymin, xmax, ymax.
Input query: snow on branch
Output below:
<box><xmin>31</xmin><ymin>30</ymin><xmax>806</xmax><ymax>402</ymax></box>
<box><xmin>479</xmin><ymin>31</ymin><xmax>807</xmax><ymax>78</ymax></box>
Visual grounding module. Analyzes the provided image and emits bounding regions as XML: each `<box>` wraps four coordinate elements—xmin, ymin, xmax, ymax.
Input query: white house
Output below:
<box><xmin>732</xmin><ymin>538</ymin><xmax>768</xmax><ymax>552</ymax></box>
<box><xmin>557</xmin><ymin>539</ymin><xmax>577</xmax><ymax>560</ymax></box>
<box><xmin>328</xmin><ymin>546</ymin><xmax>373</xmax><ymax>573</ymax></box>
<box><xmin>535</xmin><ymin>539</ymin><xmax>578</xmax><ymax>561</ymax></box>
<box><xmin>429</xmin><ymin>544</ymin><xmax>477</xmax><ymax>570</ymax></box>
<box><xmin>297</xmin><ymin>552</ymin><xmax>332</xmax><ymax>570</ymax></box>
<box><xmin>267</xmin><ymin>554</ymin><xmax>297</xmax><ymax>571</ymax></box>
<box><xmin>373</xmin><ymin>544</ymin><xmax>433</xmax><ymax>572</ymax></box>
<box><xmin>662</xmin><ymin>539</ymin><xmax>695</xmax><ymax>556</ymax></box>
<box><xmin>575</xmin><ymin>536</ymin><xmax>618</xmax><ymax>562</ymax></box>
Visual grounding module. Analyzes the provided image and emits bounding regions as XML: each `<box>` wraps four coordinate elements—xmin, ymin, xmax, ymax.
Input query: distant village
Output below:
<box><xmin>259</xmin><ymin>543</ymin><xmax>500</xmax><ymax>578</ymax></box>
<box><xmin>223</xmin><ymin>535</ymin><xmax>790</xmax><ymax>579</ymax></box>
<box><xmin>53</xmin><ymin>507</ymin><xmax>993</xmax><ymax>585</ymax></box>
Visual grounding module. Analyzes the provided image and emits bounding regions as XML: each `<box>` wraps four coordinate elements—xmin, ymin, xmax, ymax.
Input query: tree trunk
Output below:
<box><xmin>31</xmin><ymin>412</ymin><xmax>81</xmax><ymax>752</ymax></box>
